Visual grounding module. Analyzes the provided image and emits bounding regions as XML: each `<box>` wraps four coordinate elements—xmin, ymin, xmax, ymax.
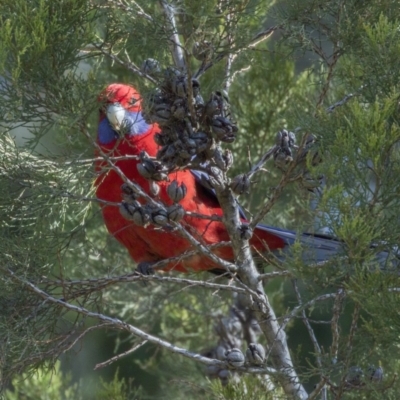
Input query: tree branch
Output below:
<box><xmin>11</xmin><ymin>269</ymin><xmax>279</xmax><ymax>376</ymax></box>
<box><xmin>211</xmin><ymin>165</ymin><xmax>307</xmax><ymax>398</ymax></box>
<box><xmin>94</xmin><ymin>340</ymin><xmax>148</xmax><ymax>370</ymax></box>
<box><xmin>160</xmin><ymin>0</ymin><xmax>186</xmax><ymax>70</ymax></box>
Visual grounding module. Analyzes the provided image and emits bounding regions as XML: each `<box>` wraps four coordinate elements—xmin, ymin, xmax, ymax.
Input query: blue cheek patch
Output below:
<box><xmin>98</xmin><ymin>118</ymin><xmax>119</xmax><ymax>145</ymax></box>
<box><xmin>97</xmin><ymin>111</ymin><xmax>151</xmax><ymax>145</ymax></box>
<box><xmin>124</xmin><ymin>111</ymin><xmax>151</xmax><ymax>136</ymax></box>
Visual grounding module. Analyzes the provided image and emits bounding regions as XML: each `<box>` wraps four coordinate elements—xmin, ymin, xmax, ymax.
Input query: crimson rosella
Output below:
<box><xmin>95</xmin><ymin>83</ymin><xmax>341</xmax><ymax>274</ymax></box>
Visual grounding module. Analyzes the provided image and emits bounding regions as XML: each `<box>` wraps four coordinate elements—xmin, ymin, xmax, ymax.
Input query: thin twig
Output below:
<box><xmin>250</xmin><ymin>135</ymin><xmax>310</xmax><ymax>229</ymax></box>
<box><xmin>184</xmin><ymin>211</ymin><xmax>223</xmax><ymax>222</ymax></box>
<box><xmin>335</xmin><ymin>303</ymin><xmax>361</xmax><ymax>399</ymax></box>
<box><xmin>292</xmin><ymin>280</ymin><xmax>326</xmax><ymax>400</ymax></box>
<box><xmin>292</xmin><ymin>281</ymin><xmax>323</xmax><ymax>368</ymax></box>
<box><xmin>281</xmin><ymin>293</ymin><xmax>338</xmax><ymax>330</ymax></box>
<box><xmin>308</xmin><ymin>376</ymin><xmax>329</xmax><ymax>400</ymax></box>
<box><xmin>92</xmin><ymin>44</ymin><xmax>157</xmax><ymax>83</ymax></box>
<box><xmin>63</xmin><ymin>155</ymin><xmax>140</xmax><ymax>166</ymax></box>
<box><xmin>330</xmin><ymin>288</ymin><xmax>345</xmax><ymax>362</ymax></box>
<box><xmin>94</xmin><ymin>340</ymin><xmax>148</xmax><ymax>370</ymax></box>
<box><xmin>89</xmin><ymin>0</ymin><xmax>153</xmax><ymax>22</ymax></box>
<box><xmin>195</xmin><ymin>26</ymin><xmax>279</xmax><ymax>79</ymax></box>
<box><xmin>325</xmin><ymin>86</ymin><xmax>365</xmax><ymax>113</ymax></box>
<box><xmin>63</xmin><ymin>323</ymin><xmax>112</xmax><ymax>354</ymax></box>
<box><xmin>247</xmin><ymin>145</ymin><xmax>277</xmax><ymax>179</ymax></box>
<box><xmin>315</xmin><ymin>50</ymin><xmax>341</xmax><ymax>110</ymax></box>
<box><xmin>227</xmin><ymin>65</ymin><xmax>252</xmax><ymax>88</ymax></box>
<box><xmin>258</xmin><ymin>270</ymin><xmax>291</xmax><ymax>281</ymax></box>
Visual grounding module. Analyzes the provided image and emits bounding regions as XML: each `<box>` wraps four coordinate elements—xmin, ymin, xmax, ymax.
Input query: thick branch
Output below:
<box><xmin>212</xmin><ymin>179</ymin><xmax>307</xmax><ymax>397</ymax></box>
<box><xmin>160</xmin><ymin>0</ymin><xmax>186</xmax><ymax>70</ymax></box>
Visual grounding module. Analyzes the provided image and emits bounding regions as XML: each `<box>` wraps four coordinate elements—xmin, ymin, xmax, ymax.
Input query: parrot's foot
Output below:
<box><xmin>135</xmin><ymin>261</ymin><xmax>156</xmax><ymax>276</ymax></box>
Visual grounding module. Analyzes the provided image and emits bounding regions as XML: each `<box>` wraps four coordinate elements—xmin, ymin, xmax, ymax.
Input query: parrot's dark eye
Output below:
<box><xmin>129</xmin><ymin>97</ymin><xmax>139</xmax><ymax>105</ymax></box>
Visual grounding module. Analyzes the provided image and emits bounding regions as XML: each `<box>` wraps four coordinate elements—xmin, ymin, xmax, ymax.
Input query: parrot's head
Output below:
<box><xmin>97</xmin><ymin>83</ymin><xmax>152</xmax><ymax>146</ymax></box>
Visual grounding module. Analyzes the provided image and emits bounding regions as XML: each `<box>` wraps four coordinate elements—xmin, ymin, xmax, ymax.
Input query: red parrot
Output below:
<box><xmin>95</xmin><ymin>83</ymin><xmax>340</xmax><ymax>273</ymax></box>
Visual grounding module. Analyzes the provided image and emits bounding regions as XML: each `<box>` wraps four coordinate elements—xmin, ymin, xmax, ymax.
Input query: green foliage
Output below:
<box><xmin>278</xmin><ymin>4</ymin><xmax>400</xmax><ymax>396</ymax></box>
<box><xmin>5</xmin><ymin>361</ymin><xmax>79</xmax><ymax>400</ymax></box>
<box><xmin>209</xmin><ymin>374</ymin><xmax>285</xmax><ymax>400</ymax></box>
<box><xmin>4</xmin><ymin>361</ymin><xmax>142</xmax><ymax>400</ymax></box>
<box><xmin>96</xmin><ymin>371</ymin><xmax>144</xmax><ymax>400</ymax></box>
<box><xmin>229</xmin><ymin>46</ymin><xmax>312</xmax><ymax>227</ymax></box>
<box><xmin>0</xmin><ymin>0</ymin><xmax>99</xmax><ymax>136</ymax></box>
<box><xmin>0</xmin><ymin>134</ymin><xmax>96</xmax><ymax>386</ymax></box>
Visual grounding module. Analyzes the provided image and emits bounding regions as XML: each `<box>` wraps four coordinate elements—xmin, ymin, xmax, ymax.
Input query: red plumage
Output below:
<box><xmin>95</xmin><ymin>83</ymin><xmax>285</xmax><ymax>273</ymax></box>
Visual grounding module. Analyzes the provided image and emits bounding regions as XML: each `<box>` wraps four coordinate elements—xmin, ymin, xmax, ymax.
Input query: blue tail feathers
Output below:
<box><xmin>255</xmin><ymin>223</ymin><xmax>343</xmax><ymax>264</ymax></box>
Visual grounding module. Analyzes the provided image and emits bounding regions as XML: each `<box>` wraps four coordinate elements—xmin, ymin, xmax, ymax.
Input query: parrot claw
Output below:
<box><xmin>135</xmin><ymin>262</ymin><xmax>156</xmax><ymax>276</ymax></box>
